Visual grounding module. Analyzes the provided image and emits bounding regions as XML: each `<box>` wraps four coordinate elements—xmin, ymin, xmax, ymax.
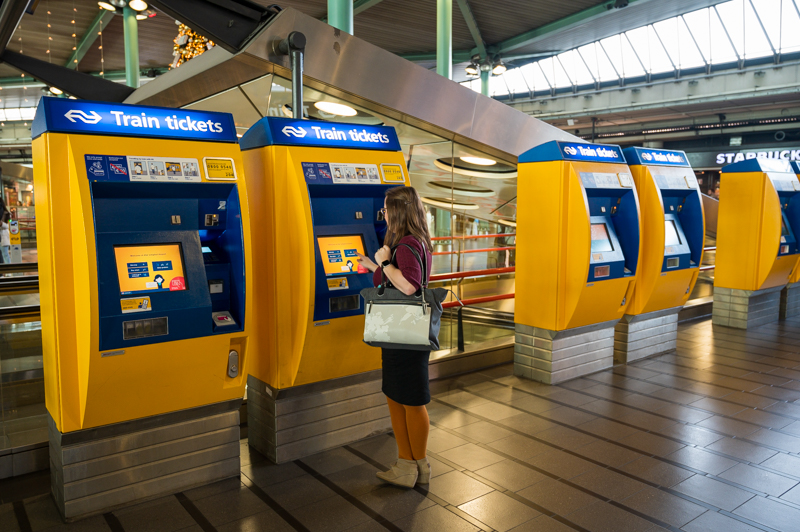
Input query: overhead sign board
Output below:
<box><xmin>32</xmin><ymin>97</ymin><xmax>238</xmax><ymax>143</ymax></box>
<box><xmin>239</xmin><ymin>117</ymin><xmax>402</xmax><ymax>152</ymax></box>
<box><xmin>622</xmin><ymin>147</ymin><xmax>690</xmax><ymax>167</ymax></box>
<box><xmin>686</xmin><ymin>147</ymin><xmax>800</xmax><ymax>169</ymax></box>
<box><xmin>519</xmin><ymin>140</ymin><xmax>625</xmax><ymax>164</ymax></box>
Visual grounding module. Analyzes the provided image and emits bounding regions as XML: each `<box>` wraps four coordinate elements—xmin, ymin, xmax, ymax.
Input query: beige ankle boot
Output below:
<box><xmin>376</xmin><ymin>459</ymin><xmax>418</xmax><ymax>488</ymax></box>
<box><xmin>416</xmin><ymin>457</ymin><xmax>431</xmax><ymax>484</ymax></box>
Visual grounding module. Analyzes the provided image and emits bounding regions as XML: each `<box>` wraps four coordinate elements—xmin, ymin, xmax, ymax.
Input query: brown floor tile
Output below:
<box><xmin>393</xmin><ymin>504</ymin><xmax>480</xmax><ymax>532</ymax></box>
<box><xmin>535</xmin><ymin>425</ymin><xmax>600</xmax><ymax>450</ymax></box>
<box><xmin>196</xmin><ymin>483</ymin><xmax>273</xmax><ymax>527</ymax></box>
<box><xmin>473</xmin><ymin>459</ymin><xmax>549</xmax><ymax>491</ymax></box>
<box><xmin>746</xmin><ymin>428</ymin><xmax>800</xmax><ymax>453</ymax></box>
<box><xmin>734</xmin><ymin>495</ymin><xmax>800</xmax><ymax>532</ymax></box>
<box><xmin>649</xmin><ymin>388</ymin><xmax>706</xmax><ymax>405</ymax></box>
<box><xmin>356</xmin><ymin>486</ymin><xmax>437</xmax><ymax>522</ymax></box>
<box><xmin>706</xmin><ymin>437</ymin><xmax>778</xmax><ymax>463</ymax></box>
<box><xmin>509</xmin><ymin>515</ymin><xmax>576</xmax><ymax>532</ymax></box>
<box><xmin>497</xmin><ymin>413</ymin><xmax>558</xmax><ymax>435</ymax></box>
<box><xmin>293</xmin><ymin>495</ymin><xmax>372</xmax><ymax>532</ymax></box>
<box><xmin>508</xmin><ymin>394</ymin><xmax>561</xmax><ymax>414</ymax></box>
<box><xmin>619</xmin><ymin>456</ymin><xmax>695</xmax><ymax>487</ymax></box>
<box><xmin>577</xmin><ymin>418</ymin><xmax>641</xmax><ymax>441</ymax></box>
<box><xmin>720</xmin><ymin>391</ymin><xmax>779</xmax><ymax>410</ymax></box>
<box><xmin>733</xmin><ymin>409</ymin><xmax>795</xmax><ymax>430</ymax></box>
<box><xmin>526</xmin><ymin>449</ymin><xmax>599</xmax><ymax>480</ymax></box>
<box><xmin>718</xmin><ymin>463</ymin><xmax>798</xmax><ymax>497</ymax></box>
<box><xmin>570</xmin><ymin>467</ymin><xmax>648</xmax><ymax>501</ymax></box>
<box><xmin>516</xmin><ymin>477</ymin><xmax>599</xmax><ymax>515</ymax></box>
<box><xmin>766</xmin><ymin>401</ymin><xmax>800</xmax><ymax>419</ymax></box>
<box><xmin>689</xmin><ymin>397</ymin><xmax>748</xmax><ymax>416</ymax></box>
<box><xmin>665</xmin><ymin>446</ymin><xmax>738</xmax><ymax>476</ymax></box>
<box><xmin>696</xmin><ymin>416</ymin><xmax>761</xmax><ymax>438</ymax></box>
<box><xmin>672</xmin><ymin>474</ymin><xmax>755</xmax><ymax>511</ymax></box>
<box><xmin>620</xmin><ymin>486</ymin><xmax>707</xmax><ymax>528</ymax></box>
<box><xmin>458</xmin><ymin>491</ymin><xmax>540</xmax><ymax>532</ymax></box>
<box><xmin>652</xmin><ymin>403</ymin><xmax>714</xmax><ymax>424</ymax></box>
<box><xmin>567</xmin><ymin>500</ymin><xmax>655</xmax><ymax>532</ymax></box>
<box><xmin>263</xmin><ymin>476</ymin><xmax>336</xmax><ymax>511</ymax></box>
<box><xmin>761</xmin><ymin>453</ymin><xmax>800</xmax><ymax>476</ymax></box>
<box><xmin>425</xmin><ymin>470</ymin><xmax>494</xmax><ymax>506</ymax></box>
<box><xmin>463</xmin><ymin>402</ymin><xmax>522</xmax><ymax>421</ymax></box>
<box><xmin>452</xmin><ymin>420</ymin><xmax>514</xmax><ymax>443</ymax></box>
<box><xmin>655</xmin><ymin>423</ymin><xmax>724</xmax><ymax>447</ymax></box>
<box><xmin>779</xmin><ymin>483</ymin><xmax>800</xmax><ymax>506</ymax></box>
<box><xmin>428</xmin><ymin>404</ymin><xmax>481</xmax><ymax>429</ymax></box>
<box><xmin>681</xmin><ymin>511</ymin><xmax>763</xmax><ymax>532</ymax></box>
<box><xmin>617</xmin><ymin>431</ymin><xmax>685</xmax><ymax>457</ymax></box>
<box><xmin>577</xmin><ymin>440</ymin><xmax>642</xmax><ymax>468</ymax></box>
<box><xmin>487</xmin><ymin>434</ymin><xmax>553</xmax><ymax>461</ymax></box>
<box><xmin>427</xmin><ymin>428</ymin><xmax>471</xmax><ymax>453</ymax></box>
<box><xmin>437</xmin><ymin>443</ymin><xmax>505</xmax><ymax>471</ymax></box>
<box><xmin>113</xmin><ymin>496</ymin><xmax>195</xmax><ymax>532</ymax></box>
<box><xmin>537</xmin><ymin>406</ymin><xmax>597</xmax><ymax>426</ymax></box>
<box><xmin>435</xmin><ymin>391</ymin><xmax>492</xmax><ymax>410</ymax></box>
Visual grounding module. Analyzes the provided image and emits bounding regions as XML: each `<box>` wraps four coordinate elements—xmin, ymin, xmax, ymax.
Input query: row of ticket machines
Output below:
<box><xmin>31</xmin><ymin>97</ymin><xmax>800</xmax><ymax>519</ymax></box>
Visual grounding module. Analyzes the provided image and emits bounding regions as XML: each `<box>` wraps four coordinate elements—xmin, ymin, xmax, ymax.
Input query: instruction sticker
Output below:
<box><xmin>203</xmin><ymin>157</ymin><xmax>237</xmax><ymax>181</ymax></box>
<box><xmin>120</xmin><ymin>296</ymin><xmax>152</xmax><ymax>314</ymax></box>
<box><xmin>301</xmin><ymin>162</ymin><xmax>381</xmax><ymax>184</ymax></box>
<box><xmin>381</xmin><ymin>164</ymin><xmax>405</xmax><ymax>183</ymax></box>
<box><xmin>327</xmin><ymin>278</ymin><xmax>349</xmax><ymax>291</ymax></box>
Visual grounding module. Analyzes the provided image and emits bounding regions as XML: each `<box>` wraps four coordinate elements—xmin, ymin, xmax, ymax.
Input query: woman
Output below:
<box><xmin>357</xmin><ymin>186</ymin><xmax>434</xmax><ymax>488</ymax></box>
<box><xmin>0</xmin><ymin>197</ymin><xmax>10</xmax><ymax>265</ymax></box>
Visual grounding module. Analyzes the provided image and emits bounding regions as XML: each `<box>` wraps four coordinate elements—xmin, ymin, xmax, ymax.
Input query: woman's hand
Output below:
<box><xmin>356</xmin><ymin>252</ymin><xmax>377</xmax><ymax>272</ymax></box>
<box><xmin>374</xmin><ymin>245</ymin><xmax>391</xmax><ymax>266</ymax></box>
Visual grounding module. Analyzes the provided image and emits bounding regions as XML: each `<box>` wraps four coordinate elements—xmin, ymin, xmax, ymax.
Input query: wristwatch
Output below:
<box><xmin>381</xmin><ymin>259</ymin><xmax>391</xmax><ymax>269</ymax></box>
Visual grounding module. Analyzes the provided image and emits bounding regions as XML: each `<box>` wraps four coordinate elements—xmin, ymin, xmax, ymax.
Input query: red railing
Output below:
<box><xmin>433</xmin><ymin>246</ymin><xmax>515</xmax><ymax>256</ymax></box>
<box><xmin>431</xmin><ymin>266</ymin><xmax>515</xmax><ymax>282</ymax></box>
<box><xmin>433</xmin><ymin>233</ymin><xmax>515</xmax><ymax>241</ymax></box>
<box><xmin>444</xmin><ymin>293</ymin><xmax>515</xmax><ymax>309</ymax></box>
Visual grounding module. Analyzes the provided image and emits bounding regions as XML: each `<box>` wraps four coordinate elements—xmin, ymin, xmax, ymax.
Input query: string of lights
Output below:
<box><xmin>171</xmin><ymin>24</ymin><xmax>215</xmax><ymax>69</ymax></box>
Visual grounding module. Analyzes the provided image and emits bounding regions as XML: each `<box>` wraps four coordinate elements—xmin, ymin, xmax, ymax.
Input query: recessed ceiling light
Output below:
<box><xmin>314</xmin><ymin>101</ymin><xmax>357</xmax><ymax>117</ymax></box>
<box><xmin>421</xmin><ymin>197</ymin><xmax>479</xmax><ymax>210</ymax></box>
<box><xmin>128</xmin><ymin>0</ymin><xmax>148</xmax><ymax>10</ymax></box>
<box><xmin>427</xmin><ymin>181</ymin><xmax>494</xmax><ymax>197</ymax></box>
<box><xmin>460</xmin><ymin>156</ymin><xmax>496</xmax><ymax>166</ymax></box>
<box><xmin>497</xmin><ymin>219</ymin><xmax>517</xmax><ymax>227</ymax></box>
<box><xmin>49</xmin><ymin>86</ymin><xmax>63</xmax><ymax>95</ymax></box>
<box><xmin>136</xmin><ymin>13</ymin><xmax>147</xmax><ymax>20</ymax></box>
<box><xmin>434</xmin><ymin>158</ymin><xmax>517</xmax><ymax>179</ymax></box>
<box><xmin>97</xmin><ymin>2</ymin><xmax>116</xmax><ymax>11</ymax></box>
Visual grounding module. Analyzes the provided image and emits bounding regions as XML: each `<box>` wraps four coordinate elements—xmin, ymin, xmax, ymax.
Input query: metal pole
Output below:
<box><xmin>480</xmin><ymin>68</ymin><xmax>489</xmax><ymax>96</ymax></box>
<box><xmin>291</xmin><ymin>49</ymin><xmax>304</xmax><ymax>119</ymax></box>
<box><xmin>437</xmin><ymin>0</ymin><xmax>452</xmax><ymax>79</ymax></box>
<box><xmin>122</xmin><ymin>6</ymin><xmax>139</xmax><ymax>88</ymax></box>
<box><xmin>327</xmin><ymin>0</ymin><xmax>353</xmax><ymax>34</ymax></box>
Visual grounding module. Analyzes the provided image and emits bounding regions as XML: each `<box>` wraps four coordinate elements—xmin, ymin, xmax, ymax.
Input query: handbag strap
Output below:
<box><xmin>379</xmin><ymin>239</ymin><xmax>429</xmax><ymax>296</ymax></box>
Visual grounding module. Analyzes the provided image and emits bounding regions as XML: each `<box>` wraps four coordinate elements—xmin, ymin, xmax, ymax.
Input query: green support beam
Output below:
<box><xmin>327</xmin><ymin>0</ymin><xmax>354</xmax><ymax>33</ymax></box>
<box><xmin>321</xmin><ymin>0</ymin><xmax>385</xmax><ymax>24</ymax></box>
<box><xmin>399</xmin><ymin>50</ymin><xmax>472</xmax><ymax>63</ymax></box>
<box><xmin>122</xmin><ymin>6</ymin><xmax>139</xmax><ymax>88</ymax></box>
<box><xmin>455</xmin><ymin>0</ymin><xmax>485</xmax><ymax>59</ymax></box>
<box><xmin>437</xmin><ymin>0</ymin><xmax>452</xmax><ymax>79</ymax></box>
<box><xmin>65</xmin><ymin>9</ymin><xmax>115</xmax><ymax>69</ymax></box>
<box><xmin>484</xmin><ymin>0</ymin><xmax>644</xmax><ymax>55</ymax></box>
<box><xmin>480</xmin><ymin>68</ymin><xmax>489</xmax><ymax>96</ymax></box>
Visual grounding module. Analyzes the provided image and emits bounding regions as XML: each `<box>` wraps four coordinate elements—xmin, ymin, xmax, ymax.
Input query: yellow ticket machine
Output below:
<box><xmin>713</xmin><ymin>158</ymin><xmax>800</xmax><ymax>328</ymax></box>
<box><xmin>783</xmin><ymin>160</ymin><xmax>800</xmax><ymax>319</ymax></box>
<box><xmin>33</xmin><ymin>97</ymin><xmax>252</xmax><ymax>519</ymax></box>
<box><xmin>240</xmin><ymin>117</ymin><xmax>409</xmax><ymax>463</ymax></box>
<box><xmin>615</xmin><ymin>148</ymin><xmax>705</xmax><ymax>363</ymax></box>
<box><xmin>515</xmin><ymin>141</ymin><xmax>642</xmax><ymax>384</ymax></box>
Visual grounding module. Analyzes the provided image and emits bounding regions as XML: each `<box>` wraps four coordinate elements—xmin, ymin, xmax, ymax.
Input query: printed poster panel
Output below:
<box><xmin>380</xmin><ymin>164</ymin><xmax>405</xmax><ymax>183</ymax></box>
<box><xmin>120</xmin><ymin>296</ymin><xmax>153</xmax><ymax>314</ymax></box>
<box><xmin>301</xmin><ymin>162</ymin><xmax>381</xmax><ymax>184</ymax></box>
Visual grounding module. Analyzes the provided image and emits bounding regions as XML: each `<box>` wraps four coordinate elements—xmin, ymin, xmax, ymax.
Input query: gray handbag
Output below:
<box><xmin>360</xmin><ymin>242</ymin><xmax>449</xmax><ymax>351</ymax></box>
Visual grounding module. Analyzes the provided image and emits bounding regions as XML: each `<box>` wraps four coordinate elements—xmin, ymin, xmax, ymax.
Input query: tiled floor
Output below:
<box><xmin>5</xmin><ymin>317</ymin><xmax>800</xmax><ymax>531</ymax></box>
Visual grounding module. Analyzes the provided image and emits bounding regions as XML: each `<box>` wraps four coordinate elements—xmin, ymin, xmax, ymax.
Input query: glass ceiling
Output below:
<box><xmin>462</xmin><ymin>0</ymin><xmax>800</xmax><ymax>97</ymax></box>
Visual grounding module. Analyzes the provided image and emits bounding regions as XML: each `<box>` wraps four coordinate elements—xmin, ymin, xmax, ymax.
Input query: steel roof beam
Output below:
<box><xmin>320</xmin><ymin>0</ymin><xmax>386</xmax><ymax>23</ymax></box>
<box><xmin>66</xmin><ymin>9</ymin><xmax>114</xmax><ymax>69</ymax></box>
<box><xmin>455</xmin><ymin>0</ymin><xmax>486</xmax><ymax>59</ymax></box>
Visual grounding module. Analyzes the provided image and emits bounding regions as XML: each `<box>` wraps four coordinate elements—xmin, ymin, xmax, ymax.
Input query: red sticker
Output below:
<box><xmin>169</xmin><ymin>277</ymin><xmax>186</xmax><ymax>291</ymax></box>
<box><xmin>357</xmin><ymin>264</ymin><xmax>369</xmax><ymax>274</ymax></box>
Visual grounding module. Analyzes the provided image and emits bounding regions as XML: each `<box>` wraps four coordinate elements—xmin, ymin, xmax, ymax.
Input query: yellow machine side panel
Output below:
<box><xmin>627</xmin><ymin>166</ymin><xmax>703</xmax><ymax>315</ymax></box>
<box><xmin>716</xmin><ymin>171</ymin><xmax>788</xmax><ymax>291</ymax></box>
<box><xmin>515</xmin><ymin>161</ymin><xmax>564</xmax><ymax>331</ymax></box>
<box><xmin>40</xmin><ymin>133</ymin><xmax>252</xmax><ymax>433</ymax></box>
<box><xmin>562</xmin><ymin>163</ymin><xmax>594</xmax><ymax>329</ymax></box>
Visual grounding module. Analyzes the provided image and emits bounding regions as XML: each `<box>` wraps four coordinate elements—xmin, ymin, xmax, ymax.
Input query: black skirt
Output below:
<box><xmin>381</xmin><ymin>348</ymin><xmax>431</xmax><ymax>406</ymax></box>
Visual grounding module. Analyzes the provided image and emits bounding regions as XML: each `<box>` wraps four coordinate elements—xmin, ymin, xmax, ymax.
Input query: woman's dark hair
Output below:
<box><xmin>384</xmin><ymin>186</ymin><xmax>433</xmax><ymax>252</ymax></box>
<box><xmin>0</xmin><ymin>197</ymin><xmax>8</xmax><ymax>224</ymax></box>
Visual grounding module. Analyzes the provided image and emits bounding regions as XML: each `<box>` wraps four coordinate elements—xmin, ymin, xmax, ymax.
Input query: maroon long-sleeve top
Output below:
<box><xmin>372</xmin><ymin>235</ymin><xmax>432</xmax><ymax>291</ymax></box>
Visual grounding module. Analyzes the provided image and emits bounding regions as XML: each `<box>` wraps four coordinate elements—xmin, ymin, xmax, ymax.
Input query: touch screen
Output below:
<box><xmin>665</xmin><ymin>220</ymin><xmax>682</xmax><ymax>246</ymax></box>
<box><xmin>115</xmin><ymin>244</ymin><xmax>187</xmax><ymax>295</ymax></box>
<box><xmin>590</xmin><ymin>223</ymin><xmax>614</xmax><ymax>253</ymax></box>
<box><xmin>318</xmin><ymin>235</ymin><xmax>369</xmax><ymax>276</ymax></box>
<box><xmin>782</xmin><ymin>215</ymin><xmax>791</xmax><ymax>237</ymax></box>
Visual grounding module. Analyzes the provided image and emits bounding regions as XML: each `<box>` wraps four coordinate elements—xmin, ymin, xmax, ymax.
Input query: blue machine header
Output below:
<box><xmin>622</xmin><ymin>147</ymin><xmax>690</xmax><ymax>167</ymax></box>
<box><xmin>722</xmin><ymin>158</ymin><xmax>794</xmax><ymax>174</ymax></box>
<box><xmin>519</xmin><ymin>140</ymin><xmax>626</xmax><ymax>164</ymax></box>
<box><xmin>239</xmin><ymin>117</ymin><xmax>401</xmax><ymax>152</ymax></box>
<box><xmin>32</xmin><ymin>97</ymin><xmax>238</xmax><ymax>143</ymax></box>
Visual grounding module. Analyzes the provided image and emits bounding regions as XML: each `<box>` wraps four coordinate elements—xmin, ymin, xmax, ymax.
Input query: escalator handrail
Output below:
<box><xmin>0</xmin><ymin>262</ymin><xmax>38</xmax><ymax>274</ymax></box>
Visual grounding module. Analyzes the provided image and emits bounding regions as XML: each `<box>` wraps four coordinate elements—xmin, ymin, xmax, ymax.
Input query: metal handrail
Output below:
<box><xmin>433</xmin><ymin>233</ymin><xmax>515</xmax><ymax>241</ymax></box>
<box><xmin>444</xmin><ymin>293</ymin><xmax>514</xmax><ymax>309</ymax></box>
<box><xmin>431</xmin><ymin>266</ymin><xmax>515</xmax><ymax>282</ymax></box>
<box><xmin>433</xmin><ymin>246</ymin><xmax>515</xmax><ymax>256</ymax></box>
<box><xmin>0</xmin><ymin>263</ymin><xmax>38</xmax><ymax>274</ymax></box>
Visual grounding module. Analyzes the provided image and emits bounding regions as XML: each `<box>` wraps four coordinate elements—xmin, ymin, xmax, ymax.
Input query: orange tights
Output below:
<box><xmin>386</xmin><ymin>397</ymin><xmax>429</xmax><ymax>460</ymax></box>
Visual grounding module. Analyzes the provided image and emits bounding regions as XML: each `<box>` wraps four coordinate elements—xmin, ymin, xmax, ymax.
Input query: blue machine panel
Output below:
<box><xmin>519</xmin><ymin>140</ymin><xmax>626</xmax><ymax>164</ymax></box>
<box><xmin>622</xmin><ymin>147</ymin><xmax>690</xmax><ymax>167</ymax></box>
<box><xmin>32</xmin><ymin>97</ymin><xmax>237</xmax><ymax>143</ymax></box>
<box><xmin>92</xmin><ymin>182</ymin><xmax>246</xmax><ymax>351</ymax></box>
<box><xmin>239</xmin><ymin>117</ymin><xmax>402</xmax><ymax>152</ymax></box>
<box><xmin>722</xmin><ymin>158</ymin><xmax>793</xmax><ymax>174</ymax></box>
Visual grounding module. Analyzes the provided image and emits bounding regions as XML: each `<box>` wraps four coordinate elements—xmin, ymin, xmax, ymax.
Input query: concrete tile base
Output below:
<box><xmin>712</xmin><ymin>286</ymin><xmax>783</xmax><ymax>329</ymax></box>
<box><xmin>49</xmin><ymin>400</ymin><xmax>242</xmax><ymax>521</ymax></box>
<box><xmin>614</xmin><ymin>307</ymin><xmax>680</xmax><ymax>365</ymax></box>
<box><xmin>513</xmin><ymin>321</ymin><xmax>617</xmax><ymax>385</ymax></box>
<box><xmin>780</xmin><ymin>282</ymin><xmax>800</xmax><ymax>320</ymax></box>
<box><xmin>247</xmin><ymin>373</ymin><xmax>391</xmax><ymax>464</ymax></box>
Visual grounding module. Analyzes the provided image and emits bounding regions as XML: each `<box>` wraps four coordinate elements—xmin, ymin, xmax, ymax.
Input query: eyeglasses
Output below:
<box><xmin>379</xmin><ymin>208</ymin><xmax>387</xmax><ymax>215</ymax></box>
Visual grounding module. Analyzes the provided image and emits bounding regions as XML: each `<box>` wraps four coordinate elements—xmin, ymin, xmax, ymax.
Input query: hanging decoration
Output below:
<box><xmin>170</xmin><ymin>23</ymin><xmax>215</xmax><ymax>69</ymax></box>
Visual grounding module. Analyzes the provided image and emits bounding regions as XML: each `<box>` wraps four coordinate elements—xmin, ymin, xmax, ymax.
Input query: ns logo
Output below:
<box><xmin>563</xmin><ymin>146</ymin><xmax>578</xmax><ymax>156</ymax></box>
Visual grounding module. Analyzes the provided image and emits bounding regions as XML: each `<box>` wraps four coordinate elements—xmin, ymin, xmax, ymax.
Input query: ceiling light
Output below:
<box><xmin>492</xmin><ymin>60</ymin><xmax>506</xmax><ymax>76</ymax></box>
<box><xmin>497</xmin><ymin>219</ymin><xmax>517</xmax><ymax>227</ymax></box>
<box><xmin>97</xmin><ymin>2</ymin><xmax>116</xmax><ymax>11</ymax></box>
<box><xmin>136</xmin><ymin>13</ymin><xmax>147</xmax><ymax>20</ymax></box>
<box><xmin>460</xmin><ymin>156</ymin><xmax>496</xmax><ymax>166</ymax></box>
<box><xmin>128</xmin><ymin>0</ymin><xmax>148</xmax><ymax>10</ymax></box>
<box><xmin>314</xmin><ymin>101</ymin><xmax>357</xmax><ymax>117</ymax></box>
<box><xmin>49</xmin><ymin>87</ymin><xmax>62</xmax><ymax>95</ymax></box>
<box><xmin>465</xmin><ymin>63</ymin><xmax>478</xmax><ymax>76</ymax></box>
<box><xmin>421</xmin><ymin>197</ymin><xmax>479</xmax><ymax>210</ymax></box>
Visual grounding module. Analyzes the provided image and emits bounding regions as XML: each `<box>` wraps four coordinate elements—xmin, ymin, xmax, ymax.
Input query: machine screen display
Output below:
<box><xmin>782</xmin><ymin>216</ymin><xmax>791</xmax><ymax>237</ymax></box>
<box><xmin>590</xmin><ymin>223</ymin><xmax>614</xmax><ymax>253</ymax></box>
<box><xmin>665</xmin><ymin>220</ymin><xmax>682</xmax><ymax>246</ymax></box>
<box><xmin>318</xmin><ymin>235</ymin><xmax>369</xmax><ymax>276</ymax></box>
<box><xmin>114</xmin><ymin>244</ymin><xmax>188</xmax><ymax>295</ymax></box>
